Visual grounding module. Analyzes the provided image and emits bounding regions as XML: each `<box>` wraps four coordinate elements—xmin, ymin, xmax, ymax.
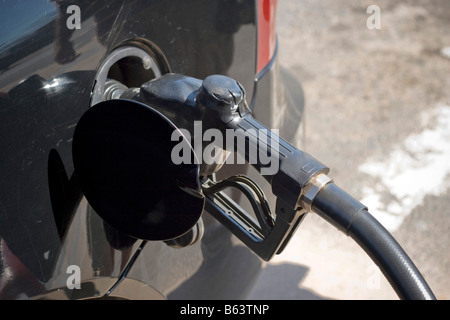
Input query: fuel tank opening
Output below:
<box><xmin>90</xmin><ymin>40</ymin><xmax>170</xmax><ymax>106</ymax></box>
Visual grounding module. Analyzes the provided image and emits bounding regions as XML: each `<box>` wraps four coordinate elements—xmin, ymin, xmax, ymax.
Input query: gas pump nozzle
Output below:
<box><xmin>121</xmin><ymin>73</ymin><xmax>335</xmax><ymax>260</ymax></box>
<box><xmin>75</xmin><ymin>73</ymin><xmax>435</xmax><ymax>299</ymax></box>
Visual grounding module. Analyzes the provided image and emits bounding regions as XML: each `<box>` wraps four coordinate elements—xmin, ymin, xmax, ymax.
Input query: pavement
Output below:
<box><xmin>248</xmin><ymin>0</ymin><xmax>450</xmax><ymax>300</ymax></box>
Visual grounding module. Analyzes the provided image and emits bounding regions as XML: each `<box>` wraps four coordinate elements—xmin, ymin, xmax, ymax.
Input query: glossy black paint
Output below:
<box><xmin>0</xmin><ymin>0</ymin><xmax>304</xmax><ymax>299</ymax></box>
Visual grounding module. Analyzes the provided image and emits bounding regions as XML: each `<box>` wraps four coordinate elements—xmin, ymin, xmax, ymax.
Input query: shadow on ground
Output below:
<box><xmin>246</xmin><ymin>263</ymin><xmax>330</xmax><ymax>300</ymax></box>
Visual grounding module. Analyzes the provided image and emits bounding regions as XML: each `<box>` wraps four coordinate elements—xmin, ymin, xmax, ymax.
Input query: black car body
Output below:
<box><xmin>0</xmin><ymin>0</ymin><xmax>304</xmax><ymax>299</ymax></box>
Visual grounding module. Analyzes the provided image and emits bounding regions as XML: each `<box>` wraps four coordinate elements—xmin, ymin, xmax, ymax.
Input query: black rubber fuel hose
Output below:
<box><xmin>312</xmin><ymin>182</ymin><xmax>436</xmax><ymax>300</ymax></box>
